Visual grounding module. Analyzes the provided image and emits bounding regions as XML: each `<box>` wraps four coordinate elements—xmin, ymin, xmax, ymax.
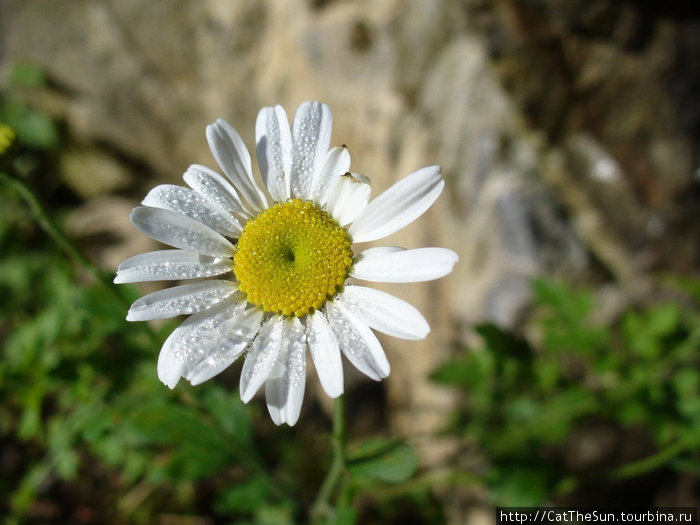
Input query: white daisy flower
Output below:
<box><xmin>116</xmin><ymin>102</ymin><xmax>458</xmax><ymax>426</ymax></box>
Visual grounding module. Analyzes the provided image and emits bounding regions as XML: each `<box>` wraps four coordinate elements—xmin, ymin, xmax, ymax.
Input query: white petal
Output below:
<box><xmin>325</xmin><ymin>301</ymin><xmax>390</xmax><ymax>381</ymax></box>
<box><xmin>186</xmin><ymin>306</ymin><xmax>264</xmax><ymax>385</ymax></box>
<box><xmin>326</xmin><ymin>172</ymin><xmax>371</xmax><ymax>226</ymax></box>
<box><xmin>240</xmin><ymin>316</ymin><xmax>284</xmax><ymax>403</ymax></box>
<box><xmin>206</xmin><ymin>119</ymin><xmax>268</xmax><ymax>212</ymax></box>
<box><xmin>290</xmin><ymin>101</ymin><xmax>332</xmax><ymax>200</ymax></box>
<box><xmin>183</xmin><ymin>164</ymin><xmax>248</xmax><ymax>216</ymax></box>
<box><xmin>307</xmin><ymin>311</ymin><xmax>343</xmax><ymax>398</ymax></box>
<box><xmin>265</xmin><ymin>317</ymin><xmax>307</xmax><ymax>426</ymax></box>
<box><xmin>256</xmin><ymin>105</ymin><xmax>292</xmax><ymax>202</ymax></box>
<box><xmin>348</xmin><ymin>165</ymin><xmax>444</xmax><ymax>242</ymax></box>
<box><xmin>351</xmin><ymin>247</ymin><xmax>459</xmax><ymax>283</ymax></box>
<box><xmin>130</xmin><ymin>207</ymin><xmax>235</xmax><ymax>257</ymax></box>
<box><xmin>142</xmin><ymin>184</ymin><xmax>241</xmax><ymax>237</ymax></box>
<box><xmin>126</xmin><ymin>280</ymin><xmax>237</xmax><ymax>321</ymax></box>
<box><xmin>337</xmin><ymin>285</ymin><xmax>429</xmax><ymax>340</ymax></box>
<box><xmin>311</xmin><ymin>146</ymin><xmax>351</xmax><ymax>206</ymax></box>
<box><xmin>158</xmin><ymin>336</ymin><xmax>183</xmax><ymax>389</ymax></box>
<box><xmin>114</xmin><ymin>250</ymin><xmax>232</xmax><ymax>283</ymax></box>
<box><xmin>157</xmin><ymin>297</ymin><xmax>261</xmax><ymax>388</ymax></box>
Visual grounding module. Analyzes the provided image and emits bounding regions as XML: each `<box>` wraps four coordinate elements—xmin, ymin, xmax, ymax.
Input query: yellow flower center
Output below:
<box><xmin>234</xmin><ymin>199</ymin><xmax>353</xmax><ymax>317</ymax></box>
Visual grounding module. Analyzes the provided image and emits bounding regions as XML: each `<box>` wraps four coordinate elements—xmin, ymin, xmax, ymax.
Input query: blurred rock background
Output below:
<box><xmin>1</xmin><ymin>0</ymin><xmax>698</xmax><ymax>523</ymax></box>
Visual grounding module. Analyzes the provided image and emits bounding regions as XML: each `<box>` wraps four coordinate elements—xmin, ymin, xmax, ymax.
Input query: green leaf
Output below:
<box><xmin>672</xmin><ymin>368</ymin><xmax>699</xmax><ymax>397</ymax></box>
<box><xmin>618</xmin><ymin>400</ymin><xmax>648</xmax><ymax>426</ymax></box>
<box><xmin>533</xmin><ymin>279</ymin><xmax>592</xmax><ymax>321</ymax></box>
<box><xmin>17</xmin><ymin>384</ymin><xmax>46</xmax><ymax>440</ymax></box>
<box><xmin>8</xmin><ymin>62</ymin><xmax>47</xmax><ymax>87</ymax></box>
<box><xmin>534</xmin><ymin>360</ymin><xmax>560</xmax><ymax>392</ymax></box>
<box><xmin>431</xmin><ymin>357</ymin><xmax>475</xmax><ymax>387</ymax></box>
<box><xmin>253</xmin><ymin>504</ymin><xmax>295</xmax><ymax>525</ymax></box>
<box><xmin>348</xmin><ymin>438</ymin><xmax>418</xmax><ymax>484</ymax></box>
<box><xmin>325</xmin><ymin>502</ymin><xmax>357</xmax><ymax>525</ymax></box>
<box><xmin>0</xmin><ymin>100</ymin><xmax>59</xmax><ymax>149</ymax></box>
<box><xmin>122</xmin><ymin>398</ymin><xmax>235</xmax><ymax>481</ymax></box>
<box><xmin>505</xmin><ymin>397</ymin><xmax>539</xmax><ymax>423</ymax></box>
<box><xmin>663</xmin><ymin>274</ymin><xmax>700</xmax><ymax>304</ymax></box>
<box><xmin>200</xmin><ymin>385</ymin><xmax>253</xmax><ymax>449</ymax></box>
<box><xmin>476</xmin><ymin>323</ymin><xmax>532</xmax><ymax>360</ymax></box>
<box><xmin>673</xmin><ymin>369</ymin><xmax>700</xmax><ymax>421</ymax></box>
<box><xmin>490</xmin><ymin>467</ymin><xmax>552</xmax><ymax>506</ymax></box>
<box><xmin>646</xmin><ymin>303</ymin><xmax>680</xmax><ymax>337</ymax></box>
<box><xmin>215</xmin><ymin>477</ymin><xmax>270</xmax><ymax>514</ymax></box>
<box><xmin>533</xmin><ymin>280</ymin><xmax>608</xmax><ymax>355</ymax></box>
<box><xmin>623</xmin><ymin>312</ymin><xmax>660</xmax><ymax>359</ymax></box>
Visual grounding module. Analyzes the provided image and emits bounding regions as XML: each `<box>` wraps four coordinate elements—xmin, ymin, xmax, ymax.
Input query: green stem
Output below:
<box><xmin>554</xmin><ymin>434</ymin><xmax>698</xmax><ymax>498</ymax></box>
<box><xmin>611</xmin><ymin>435</ymin><xmax>695</xmax><ymax>480</ymax></box>
<box><xmin>311</xmin><ymin>395</ymin><xmax>348</xmax><ymax>523</ymax></box>
<box><xmin>2</xmin><ymin>170</ymin><xmax>140</xmax><ymax>307</ymax></box>
<box><xmin>2</xmin><ymin>172</ymin><xmax>113</xmax><ymax>285</ymax></box>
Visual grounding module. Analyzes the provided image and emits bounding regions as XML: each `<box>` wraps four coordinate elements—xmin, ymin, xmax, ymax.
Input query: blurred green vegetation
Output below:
<box><xmin>1</xmin><ymin>63</ymin><xmax>59</xmax><ymax>152</ymax></box>
<box><xmin>1</xmin><ymin>61</ymin><xmax>698</xmax><ymax>523</ymax></box>
<box><xmin>433</xmin><ymin>279</ymin><xmax>700</xmax><ymax>506</ymax></box>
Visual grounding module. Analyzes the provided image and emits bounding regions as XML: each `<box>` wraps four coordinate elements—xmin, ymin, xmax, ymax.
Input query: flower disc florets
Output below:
<box><xmin>234</xmin><ymin>199</ymin><xmax>353</xmax><ymax>317</ymax></box>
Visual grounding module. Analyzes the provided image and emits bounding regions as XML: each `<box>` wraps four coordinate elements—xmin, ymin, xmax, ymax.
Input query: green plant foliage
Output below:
<box><xmin>216</xmin><ymin>477</ymin><xmax>271</xmax><ymax>514</ymax></box>
<box><xmin>348</xmin><ymin>438</ymin><xmax>419</xmax><ymax>484</ymax></box>
<box><xmin>0</xmin><ymin>99</ymin><xmax>59</xmax><ymax>150</ymax></box>
<box><xmin>8</xmin><ymin>62</ymin><xmax>48</xmax><ymax>88</ymax></box>
<box><xmin>433</xmin><ymin>278</ymin><xmax>700</xmax><ymax>506</ymax></box>
<box><xmin>324</xmin><ymin>502</ymin><xmax>358</xmax><ymax>525</ymax></box>
<box><xmin>1</xmin><ymin>63</ymin><xmax>59</xmax><ymax>150</ymax></box>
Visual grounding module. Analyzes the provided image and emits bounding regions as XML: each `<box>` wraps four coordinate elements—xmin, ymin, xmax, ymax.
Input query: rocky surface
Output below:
<box><xmin>2</xmin><ymin>0</ymin><xmax>699</xmax><ymax>520</ymax></box>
